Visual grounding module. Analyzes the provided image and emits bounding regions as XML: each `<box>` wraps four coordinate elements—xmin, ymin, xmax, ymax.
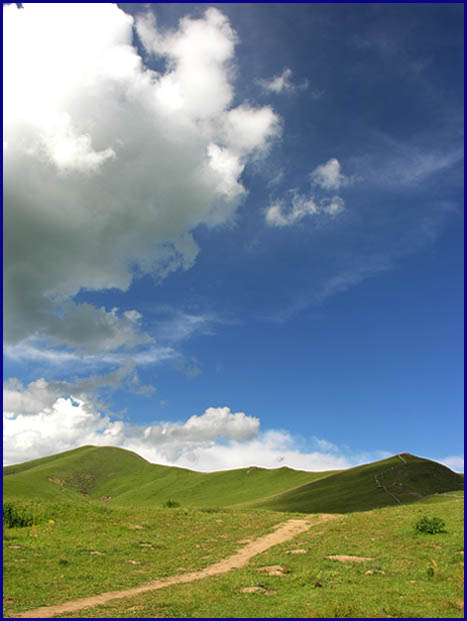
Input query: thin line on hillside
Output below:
<box><xmin>374</xmin><ymin>458</ymin><xmax>407</xmax><ymax>505</ymax></box>
<box><xmin>9</xmin><ymin>514</ymin><xmax>342</xmax><ymax>619</ymax></box>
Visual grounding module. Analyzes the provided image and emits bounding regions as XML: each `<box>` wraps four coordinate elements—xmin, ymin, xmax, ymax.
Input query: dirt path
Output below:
<box><xmin>10</xmin><ymin>514</ymin><xmax>340</xmax><ymax>619</ymax></box>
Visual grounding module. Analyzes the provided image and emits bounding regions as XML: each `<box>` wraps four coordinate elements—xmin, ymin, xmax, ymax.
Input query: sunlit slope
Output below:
<box><xmin>4</xmin><ymin>447</ymin><xmax>461</xmax><ymax>513</ymax></box>
<box><xmin>251</xmin><ymin>453</ymin><xmax>464</xmax><ymax>514</ymax></box>
<box><xmin>3</xmin><ymin>445</ymin><xmax>334</xmax><ymax>507</ymax></box>
<box><xmin>3</xmin><ymin>446</ymin><xmax>160</xmax><ymax>501</ymax></box>
<box><xmin>110</xmin><ymin>464</ymin><xmax>334</xmax><ymax>508</ymax></box>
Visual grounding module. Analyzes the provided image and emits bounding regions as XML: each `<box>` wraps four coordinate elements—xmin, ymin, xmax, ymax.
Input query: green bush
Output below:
<box><xmin>3</xmin><ymin>502</ymin><xmax>34</xmax><ymax>528</ymax></box>
<box><xmin>164</xmin><ymin>499</ymin><xmax>180</xmax><ymax>508</ymax></box>
<box><xmin>415</xmin><ymin>515</ymin><xmax>446</xmax><ymax>534</ymax></box>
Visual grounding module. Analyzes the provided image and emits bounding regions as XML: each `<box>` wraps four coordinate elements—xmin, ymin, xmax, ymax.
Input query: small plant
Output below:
<box><xmin>415</xmin><ymin>515</ymin><xmax>446</xmax><ymax>534</ymax></box>
<box><xmin>164</xmin><ymin>499</ymin><xmax>180</xmax><ymax>508</ymax></box>
<box><xmin>3</xmin><ymin>502</ymin><xmax>34</xmax><ymax>528</ymax></box>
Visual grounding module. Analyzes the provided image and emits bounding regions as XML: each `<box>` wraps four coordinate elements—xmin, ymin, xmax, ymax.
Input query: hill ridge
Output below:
<box><xmin>4</xmin><ymin>446</ymin><xmax>463</xmax><ymax>514</ymax></box>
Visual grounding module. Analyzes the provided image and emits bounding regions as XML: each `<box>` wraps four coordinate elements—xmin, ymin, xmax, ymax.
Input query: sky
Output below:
<box><xmin>3</xmin><ymin>3</ymin><xmax>464</xmax><ymax>472</ymax></box>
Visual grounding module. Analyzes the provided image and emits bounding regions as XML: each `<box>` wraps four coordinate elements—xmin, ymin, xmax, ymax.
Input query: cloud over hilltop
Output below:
<box><xmin>3</xmin><ymin>378</ymin><xmax>360</xmax><ymax>472</ymax></box>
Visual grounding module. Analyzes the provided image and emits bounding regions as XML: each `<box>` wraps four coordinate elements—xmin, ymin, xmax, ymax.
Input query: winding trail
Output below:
<box><xmin>10</xmin><ymin>514</ymin><xmax>340</xmax><ymax>619</ymax></box>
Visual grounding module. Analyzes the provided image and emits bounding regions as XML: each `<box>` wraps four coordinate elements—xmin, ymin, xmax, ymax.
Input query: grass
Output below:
<box><xmin>50</xmin><ymin>493</ymin><xmax>464</xmax><ymax>619</ymax></box>
<box><xmin>4</xmin><ymin>447</ymin><xmax>463</xmax><ymax>515</ymax></box>
<box><xmin>251</xmin><ymin>453</ymin><xmax>464</xmax><ymax>514</ymax></box>
<box><xmin>3</xmin><ymin>445</ymin><xmax>337</xmax><ymax>508</ymax></box>
<box><xmin>3</xmin><ymin>499</ymin><xmax>285</xmax><ymax>616</ymax></box>
<box><xmin>3</xmin><ymin>447</ymin><xmax>464</xmax><ymax>617</ymax></box>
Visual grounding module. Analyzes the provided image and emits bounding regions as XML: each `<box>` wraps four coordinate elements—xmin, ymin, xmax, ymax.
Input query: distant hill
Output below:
<box><xmin>3</xmin><ymin>446</ymin><xmax>463</xmax><ymax>514</ymax></box>
<box><xmin>248</xmin><ymin>453</ymin><xmax>464</xmax><ymax>513</ymax></box>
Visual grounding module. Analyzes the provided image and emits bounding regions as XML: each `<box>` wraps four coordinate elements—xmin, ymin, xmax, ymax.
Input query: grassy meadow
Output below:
<box><xmin>3</xmin><ymin>500</ymin><xmax>285</xmax><ymax>616</ymax></box>
<box><xmin>54</xmin><ymin>494</ymin><xmax>464</xmax><ymax>619</ymax></box>
<box><xmin>3</xmin><ymin>446</ymin><xmax>464</xmax><ymax>618</ymax></box>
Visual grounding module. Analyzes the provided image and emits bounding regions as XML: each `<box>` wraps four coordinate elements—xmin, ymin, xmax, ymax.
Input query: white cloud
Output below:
<box><xmin>382</xmin><ymin>147</ymin><xmax>463</xmax><ymax>187</ymax></box>
<box><xmin>4</xmin><ymin>378</ymin><xmax>56</xmax><ymax>417</ymax></box>
<box><xmin>42</xmin><ymin>303</ymin><xmax>151</xmax><ymax>354</ymax></box>
<box><xmin>264</xmin><ymin>258</ymin><xmax>393</xmax><ymax>323</ymax></box>
<box><xmin>155</xmin><ymin>311</ymin><xmax>216</xmax><ymax>343</ymax></box>
<box><xmin>258</xmin><ymin>68</ymin><xmax>307</xmax><ymax>94</ymax></box>
<box><xmin>144</xmin><ymin>406</ymin><xmax>259</xmax><ymax>446</ymax></box>
<box><xmin>266</xmin><ymin>158</ymin><xmax>351</xmax><ymax>227</ymax></box>
<box><xmin>266</xmin><ymin>195</ymin><xmax>318</xmax><ymax>227</ymax></box>
<box><xmin>320</xmin><ymin>195</ymin><xmax>345</xmax><ymax>215</ymax></box>
<box><xmin>439</xmin><ymin>455</ymin><xmax>464</xmax><ymax>473</ymax></box>
<box><xmin>3</xmin><ymin>365</ymin><xmax>154</xmax><ymax>418</ymax></box>
<box><xmin>135</xmin><ymin>7</ymin><xmax>237</xmax><ymax>120</ymax></box>
<box><xmin>222</xmin><ymin>104</ymin><xmax>281</xmax><ymax>157</ymax></box>
<box><xmin>165</xmin><ymin>431</ymin><xmax>352</xmax><ymax>472</ymax></box>
<box><xmin>310</xmin><ymin>158</ymin><xmax>350</xmax><ymax>191</ymax></box>
<box><xmin>4</xmin><ymin>3</ymin><xmax>280</xmax><ymax>354</ymax></box>
<box><xmin>4</xmin><ymin>338</ymin><xmax>176</xmax><ymax>368</ymax></box>
<box><xmin>3</xmin><ymin>384</ymin><xmax>364</xmax><ymax>472</ymax></box>
<box><xmin>349</xmin><ymin>132</ymin><xmax>464</xmax><ymax>190</ymax></box>
<box><xmin>312</xmin><ymin>436</ymin><xmax>339</xmax><ymax>452</ymax></box>
<box><xmin>266</xmin><ymin>188</ymin><xmax>344</xmax><ymax>227</ymax></box>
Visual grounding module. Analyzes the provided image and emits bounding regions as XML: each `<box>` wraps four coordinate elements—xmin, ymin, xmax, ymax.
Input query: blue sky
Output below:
<box><xmin>3</xmin><ymin>3</ymin><xmax>464</xmax><ymax>472</ymax></box>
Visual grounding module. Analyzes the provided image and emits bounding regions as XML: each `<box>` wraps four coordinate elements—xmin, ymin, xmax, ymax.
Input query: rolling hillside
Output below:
<box><xmin>249</xmin><ymin>452</ymin><xmax>464</xmax><ymax>513</ymax></box>
<box><xmin>3</xmin><ymin>446</ymin><xmax>463</xmax><ymax>513</ymax></box>
<box><xmin>3</xmin><ymin>446</ymin><xmax>333</xmax><ymax>508</ymax></box>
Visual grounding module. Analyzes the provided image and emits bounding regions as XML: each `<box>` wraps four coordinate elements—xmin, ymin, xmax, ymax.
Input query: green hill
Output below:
<box><xmin>3</xmin><ymin>446</ymin><xmax>463</xmax><ymax>513</ymax></box>
<box><xmin>250</xmin><ymin>453</ymin><xmax>464</xmax><ymax>513</ymax></box>
<box><xmin>3</xmin><ymin>445</ymin><xmax>333</xmax><ymax>508</ymax></box>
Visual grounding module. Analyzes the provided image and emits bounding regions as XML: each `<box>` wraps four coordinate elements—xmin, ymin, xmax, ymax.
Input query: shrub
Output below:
<box><xmin>3</xmin><ymin>502</ymin><xmax>34</xmax><ymax>528</ymax></box>
<box><xmin>164</xmin><ymin>499</ymin><xmax>180</xmax><ymax>508</ymax></box>
<box><xmin>415</xmin><ymin>515</ymin><xmax>446</xmax><ymax>534</ymax></box>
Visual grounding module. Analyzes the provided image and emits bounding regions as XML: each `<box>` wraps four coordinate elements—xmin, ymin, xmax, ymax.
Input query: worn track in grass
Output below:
<box><xmin>9</xmin><ymin>514</ymin><xmax>341</xmax><ymax>619</ymax></box>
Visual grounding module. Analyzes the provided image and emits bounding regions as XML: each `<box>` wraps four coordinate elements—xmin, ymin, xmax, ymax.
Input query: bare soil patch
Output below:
<box><xmin>256</xmin><ymin>565</ymin><xmax>288</xmax><ymax>576</ymax></box>
<box><xmin>240</xmin><ymin>586</ymin><xmax>275</xmax><ymax>595</ymax></box>
<box><xmin>285</xmin><ymin>548</ymin><xmax>307</xmax><ymax>554</ymax></box>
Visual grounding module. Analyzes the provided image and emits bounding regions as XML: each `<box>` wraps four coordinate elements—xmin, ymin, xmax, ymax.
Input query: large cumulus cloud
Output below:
<box><xmin>3</xmin><ymin>3</ymin><xmax>280</xmax><ymax>352</ymax></box>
